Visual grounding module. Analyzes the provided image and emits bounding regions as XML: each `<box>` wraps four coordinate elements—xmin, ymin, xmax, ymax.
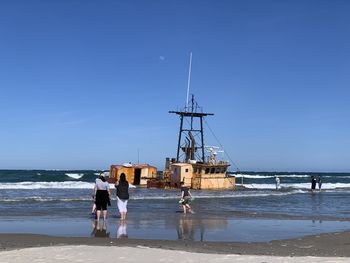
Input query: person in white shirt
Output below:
<box><xmin>94</xmin><ymin>173</ymin><xmax>111</xmax><ymax>221</ymax></box>
<box><xmin>275</xmin><ymin>176</ymin><xmax>280</xmax><ymax>190</ymax></box>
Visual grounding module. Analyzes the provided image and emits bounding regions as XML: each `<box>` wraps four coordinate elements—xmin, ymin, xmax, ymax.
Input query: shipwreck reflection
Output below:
<box><xmin>175</xmin><ymin>215</ymin><xmax>228</xmax><ymax>241</ymax></box>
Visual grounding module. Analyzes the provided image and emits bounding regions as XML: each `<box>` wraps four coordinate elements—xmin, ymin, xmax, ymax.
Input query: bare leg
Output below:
<box><xmin>182</xmin><ymin>205</ymin><xmax>187</xmax><ymax>214</ymax></box>
<box><xmin>121</xmin><ymin>212</ymin><xmax>126</xmax><ymax>221</ymax></box>
<box><xmin>186</xmin><ymin>204</ymin><xmax>193</xmax><ymax>213</ymax></box>
<box><xmin>102</xmin><ymin>210</ymin><xmax>107</xmax><ymax>221</ymax></box>
<box><xmin>96</xmin><ymin>210</ymin><xmax>101</xmax><ymax>221</ymax></box>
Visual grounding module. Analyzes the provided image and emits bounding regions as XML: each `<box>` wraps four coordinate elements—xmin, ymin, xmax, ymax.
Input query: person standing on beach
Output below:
<box><xmin>275</xmin><ymin>176</ymin><xmax>280</xmax><ymax>190</ymax></box>
<box><xmin>318</xmin><ymin>176</ymin><xmax>322</xmax><ymax>191</ymax></box>
<box><xmin>94</xmin><ymin>173</ymin><xmax>111</xmax><ymax>222</ymax></box>
<box><xmin>115</xmin><ymin>173</ymin><xmax>129</xmax><ymax>221</ymax></box>
<box><xmin>311</xmin><ymin>176</ymin><xmax>317</xmax><ymax>191</ymax></box>
<box><xmin>180</xmin><ymin>181</ymin><xmax>193</xmax><ymax>214</ymax></box>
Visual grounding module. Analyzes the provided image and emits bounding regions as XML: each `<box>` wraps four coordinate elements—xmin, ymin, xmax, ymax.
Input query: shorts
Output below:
<box><xmin>181</xmin><ymin>196</ymin><xmax>190</xmax><ymax>205</ymax></box>
<box><xmin>117</xmin><ymin>197</ymin><xmax>128</xmax><ymax>213</ymax></box>
<box><xmin>95</xmin><ymin>190</ymin><xmax>109</xmax><ymax>211</ymax></box>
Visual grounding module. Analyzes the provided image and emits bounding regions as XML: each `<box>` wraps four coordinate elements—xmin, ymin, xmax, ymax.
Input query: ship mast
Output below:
<box><xmin>169</xmin><ymin>53</ymin><xmax>213</xmax><ymax>163</ymax></box>
<box><xmin>185</xmin><ymin>52</ymin><xmax>192</xmax><ymax>112</ymax></box>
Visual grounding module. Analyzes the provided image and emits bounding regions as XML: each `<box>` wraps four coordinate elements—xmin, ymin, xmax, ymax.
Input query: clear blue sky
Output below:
<box><xmin>0</xmin><ymin>0</ymin><xmax>349</xmax><ymax>172</ymax></box>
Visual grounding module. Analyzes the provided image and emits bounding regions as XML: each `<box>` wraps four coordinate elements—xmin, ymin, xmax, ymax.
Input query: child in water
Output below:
<box><xmin>179</xmin><ymin>182</ymin><xmax>193</xmax><ymax>214</ymax></box>
<box><xmin>91</xmin><ymin>194</ymin><xmax>96</xmax><ymax>214</ymax></box>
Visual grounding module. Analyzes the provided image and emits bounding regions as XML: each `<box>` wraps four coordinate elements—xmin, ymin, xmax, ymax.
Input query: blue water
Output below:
<box><xmin>1</xmin><ymin>170</ymin><xmax>350</xmax><ymax>241</ymax></box>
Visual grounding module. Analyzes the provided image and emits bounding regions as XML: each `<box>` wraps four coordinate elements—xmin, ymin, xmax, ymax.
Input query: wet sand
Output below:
<box><xmin>1</xmin><ymin>230</ymin><xmax>350</xmax><ymax>257</ymax></box>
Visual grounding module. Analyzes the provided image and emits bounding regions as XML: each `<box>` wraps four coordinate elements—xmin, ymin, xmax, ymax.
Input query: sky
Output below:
<box><xmin>0</xmin><ymin>0</ymin><xmax>349</xmax><ymax>172</ymax></box>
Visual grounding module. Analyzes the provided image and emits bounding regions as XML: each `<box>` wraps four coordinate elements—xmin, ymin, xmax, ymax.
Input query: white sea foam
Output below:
<box><xmin>243</xmin><ymin>183</ymin><xmax>350</xmax><ymax>190</ymax></box>
<box><xmin>233</xmin><ymin>174</ymin><xmax>311</xmax><ymax>179</ymax></box>
<box><xmin>131</xmin><ymin>191</ymin><xmax>298</xmax><ymax>200</ymax></box>
<box><xmin>1</xmin><ymin>197</ymin><xmax>93</xmax><ymax>202</ymax></box>
<box><xmin>65</xmin><ymin>173</ymin><xmax>84</xmax><ymax>179</ymax></box>
<box><xmin>233</xmin><ymin>174</ymin><xmax>273</xmax><ymax>179</ymax></box>
<box><xmin>277</xmin><ymin>174</ymin><xmax>311</xmax><ymax>178</ymax></box>
<box><xmin>0</xmin><ymin>181</ymin><xmax>95</xmax><ymax>189</ymax></box>
<box><xmin>0</xmin><ymin>191</ymin><xmax>299</xmax><ymax>202</ymax></box>
<box><xmin>0</xmin><ymin>180</ymin><xmax>132</xmax><ymax>190</ymax></box>
<box><xmin>94</xmin><ymin>171</ymin><xmax>110</xmax><ymax>177</ymax></box>
<box><xmin>1</xmin><ymin>180</ymin><xmax>349</xmax><ymax>191</ymax></box>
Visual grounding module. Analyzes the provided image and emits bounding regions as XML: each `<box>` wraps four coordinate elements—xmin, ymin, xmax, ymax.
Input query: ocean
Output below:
<box><xmin>1</xmin><ymin>170</ymin><xmax>350</xmax><ymax>242</ymax></box>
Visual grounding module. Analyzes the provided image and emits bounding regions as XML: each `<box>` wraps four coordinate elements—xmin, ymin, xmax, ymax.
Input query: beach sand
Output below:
<box><xmin>1</xmin><ymin>245</ymin><xmax>349</xmax><ymax>263</ymax></box>
<box><xmin>1</xmin><ymin>231</ymin><xmax>350</xmax><ymax>262</ymax></box>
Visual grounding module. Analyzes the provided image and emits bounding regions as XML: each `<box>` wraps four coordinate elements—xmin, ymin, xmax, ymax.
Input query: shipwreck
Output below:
<box><xmin>147</xmin><ymin>95</ymin><xmax>235</xmax><ymax>190</ymax></box>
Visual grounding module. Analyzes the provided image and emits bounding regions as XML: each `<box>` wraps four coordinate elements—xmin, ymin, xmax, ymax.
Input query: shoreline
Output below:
<box><xmin>1</xmin><ymin>230</ymin><xmax>350</xmax><ymax>257</ymax></box>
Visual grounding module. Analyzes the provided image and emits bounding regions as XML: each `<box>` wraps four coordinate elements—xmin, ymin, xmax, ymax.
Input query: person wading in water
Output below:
<box><xmin>115</xmin><ymin>173</ymin><xmax>129</xmax><ymax>221</ymax></box>
<box><xmin>179</xmin><ymin>181</ymin><xmax>193</xmax><ymax>214</ymax></box>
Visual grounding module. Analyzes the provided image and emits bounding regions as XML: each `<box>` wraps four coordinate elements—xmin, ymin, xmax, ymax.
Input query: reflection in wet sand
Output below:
<box><xmin>91</xmin><ymin>220</ymin><xmax>110</xmax><ymax>238</ymax></box>
<box><xmin>175</xmin><ymin>215</ymin><xmax>228</xmax><ymax>241</ymax></box>
<box><xmin>117</xmin><ymin>221</ymin><xmax>128</xmax><ymax>239</ymax></box>
<box><xmin>177</xmin><ymin>215</ymin><xmax>195</xmax><ymax>240</ymax></box>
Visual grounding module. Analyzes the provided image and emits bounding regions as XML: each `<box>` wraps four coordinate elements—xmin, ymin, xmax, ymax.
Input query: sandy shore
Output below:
<box><xmin>1</xmin><ymin>245</ymin><xmax>350</xmax><ymax>263</ymax></box>
<box><xmin>1</xmin><ymin>231</ymin><xmax>350</xmax><ymax>259</ymax></box>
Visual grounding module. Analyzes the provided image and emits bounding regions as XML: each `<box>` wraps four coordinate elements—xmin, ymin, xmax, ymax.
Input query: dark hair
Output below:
<box><xmin>119</xmin><ymin>173</ymin><xmax>126</xmax><ymax>182</ymax></box>
<box><xmin>99</xmin><ymin>175</ymin><xmax>106</xmax><ymax>182</ymax></box>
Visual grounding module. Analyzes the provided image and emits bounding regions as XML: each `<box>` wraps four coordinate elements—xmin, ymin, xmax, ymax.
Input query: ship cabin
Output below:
<box><xmin>165</xmin><ymin>159</ymin><xmax>234</xmax><ymax>190</ymax></box>
<box><xmin>109</xmin><ymin>163</ymin><xmax>157</xmax><ymax>186</ymax></box>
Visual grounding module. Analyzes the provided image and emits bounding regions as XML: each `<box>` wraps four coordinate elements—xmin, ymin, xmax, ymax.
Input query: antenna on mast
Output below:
<box><xmin>185</xmin><ymin>52</ymin><xmax>192</xmax><ymax>112</ymax></box>
<box><xmin>137</xmin><ymin>148</ymin><xmax>139</xmax><ymax>164</ymax></box>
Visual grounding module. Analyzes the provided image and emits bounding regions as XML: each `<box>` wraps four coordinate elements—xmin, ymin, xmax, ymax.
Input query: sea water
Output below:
<box><xmin>1</xmin><ymin>170</ymin><xmax>350</xmax><ymax>241</ymax></box>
